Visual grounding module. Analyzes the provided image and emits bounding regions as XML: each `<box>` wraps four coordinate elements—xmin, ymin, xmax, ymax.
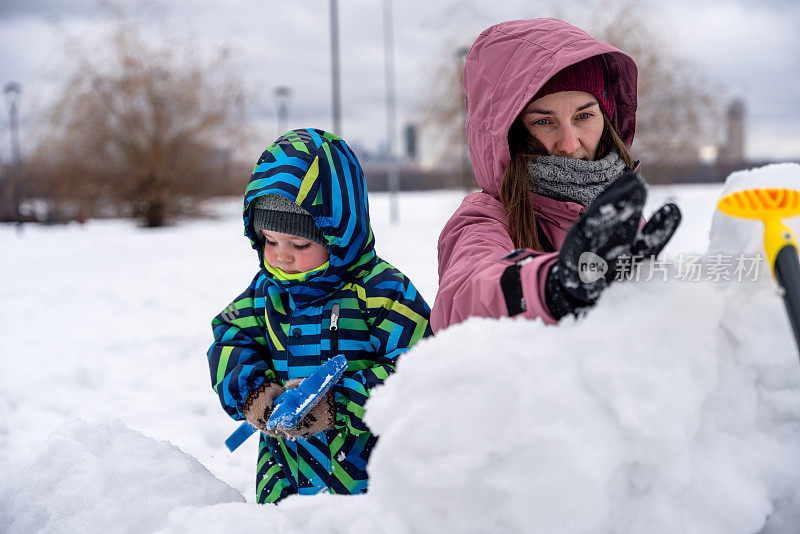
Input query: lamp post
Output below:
<box><xmin>329</xmin><ymin>0</ymin><xmax>342</xmax><ymax>135</ymax></box>
<box><xmin>3</xmin><ymin>81</ymin><xmax>21</xmax><ymax>222</ymax></box>
<box><xmin>274</xmin><ymin>86</ymin><xmax>291</xmax><ymax>137</ymax></box>
<box><xmin>455</xmin><ymin>47</ymin><xmax>471</xmax><ymax>191</ymax></box>
<box><xmin>383</xmin><ymin>0</ymin><xmax>399</xmax><ymax>224</ymax></box>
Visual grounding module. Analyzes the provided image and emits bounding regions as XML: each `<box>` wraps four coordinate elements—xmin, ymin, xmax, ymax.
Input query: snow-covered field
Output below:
<box><xmin>2</xmin><ymin>165</ymin><xmax>800</xmax><ymax>533</ymax></box>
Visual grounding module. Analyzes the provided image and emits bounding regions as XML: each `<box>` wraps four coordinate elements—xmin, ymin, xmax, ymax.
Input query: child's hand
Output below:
<box><xmin>278</xmin><ymin>378</ymin><xmax>336</xmax><ymax>439</ymax></box>
<box><xmin>243</xmin><ymin>380</ymin><xmax>285</xmax><ymax>438</ymax></box>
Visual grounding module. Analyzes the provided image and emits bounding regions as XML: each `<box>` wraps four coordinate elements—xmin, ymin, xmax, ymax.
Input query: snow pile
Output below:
<box><xmin>367</xmin><ymin>279</ymin><xmax>800</xmax><ymax>533</ymax></box>
<box><xmin>0</xmin><ymin>420</ymin><xmax>244</xmax><ymax>533</ymax></box>
<box><xmin>161</xmin><ymin>495</ymin><xmax>385</xmax><ymax>534</ymax></box>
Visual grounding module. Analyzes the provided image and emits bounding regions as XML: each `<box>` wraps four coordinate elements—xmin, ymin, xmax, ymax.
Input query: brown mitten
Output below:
<box><xmin>243</xmin><ymin>380</ymin><xmax>285</xmax><ymax>437</ymax></box>
<box><xmin>280</xmin><ymin>379</ymin><xmax>336</xmax><ymax>439</ymax></box>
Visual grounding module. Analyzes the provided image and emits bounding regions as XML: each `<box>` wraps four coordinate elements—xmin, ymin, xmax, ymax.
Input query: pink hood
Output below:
<box><xmin>464</xmin><ymin>18</ymin><xmax>638</xmax><ymax>199</ymax></box>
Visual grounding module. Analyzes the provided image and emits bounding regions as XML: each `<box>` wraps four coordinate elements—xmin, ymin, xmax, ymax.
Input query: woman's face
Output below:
<box><xmin>520</xmin><ymin>91</ymin><xmax>605</xmax><ymax>160</ymax></box>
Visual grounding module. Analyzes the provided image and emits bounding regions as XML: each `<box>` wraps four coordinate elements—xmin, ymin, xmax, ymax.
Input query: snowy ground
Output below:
<box><xmin>2</xmin><ymin>166</ymin><xmax>800</xmax><ymax>533</ymax></box>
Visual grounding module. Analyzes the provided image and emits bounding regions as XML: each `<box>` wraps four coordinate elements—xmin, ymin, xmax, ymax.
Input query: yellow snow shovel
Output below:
<box><xmin>717</xmin><ymin>188</ymin><xmax>800</xmax><ymax>352</ymax></box>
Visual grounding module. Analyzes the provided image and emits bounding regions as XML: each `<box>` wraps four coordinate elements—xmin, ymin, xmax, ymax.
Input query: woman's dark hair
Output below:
<box><xmin>499</xmin><ymin>112</ymin><xmax>635</xmax><ymax>251</ymax></box>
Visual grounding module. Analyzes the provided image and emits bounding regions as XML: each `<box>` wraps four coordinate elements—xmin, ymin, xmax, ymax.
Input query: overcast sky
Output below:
<box><xmin>1</xmin><ymin>0</ymin><xmax>798</xmax><ymax>166</ymax></box>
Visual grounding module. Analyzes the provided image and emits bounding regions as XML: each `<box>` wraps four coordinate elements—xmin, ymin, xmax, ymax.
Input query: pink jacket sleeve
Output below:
<box><xmin>431</xmin><ymin>192</ymin><xmax>559</xmax><ymax>332</ymax></box>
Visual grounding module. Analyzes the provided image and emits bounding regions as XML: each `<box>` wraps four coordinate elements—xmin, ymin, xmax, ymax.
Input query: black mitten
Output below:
<box><xmin>545</xmin><ymin>171</ymin><xmax>647</xmax><ymax>320</ymax></box>
<box><xmin>630</xmin><ymin>202</ymin><xmax>682</xmax><ymax>258</ymax></box>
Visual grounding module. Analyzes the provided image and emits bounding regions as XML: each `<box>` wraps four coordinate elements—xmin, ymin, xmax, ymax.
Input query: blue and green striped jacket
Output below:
<box><xmin>207</xmin><ymin>128</ymin><xmax>432</xmax><ymax>504</ymax></box>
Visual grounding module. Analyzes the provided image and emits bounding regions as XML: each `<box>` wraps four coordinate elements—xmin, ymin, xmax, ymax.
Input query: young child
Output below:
<box><xmin>207</xmin><ymin>128</ymin><xmax>432</xmax><ymax>504</ymax></box>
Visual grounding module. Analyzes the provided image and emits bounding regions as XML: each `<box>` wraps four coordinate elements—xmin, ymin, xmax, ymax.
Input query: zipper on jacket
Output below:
<box><xmin>329</xmin><ymin>304</ymin><xmax>340</xmax><ymax>357</ymax></box>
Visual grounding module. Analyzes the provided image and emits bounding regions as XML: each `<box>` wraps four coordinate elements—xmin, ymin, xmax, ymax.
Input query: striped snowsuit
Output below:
<box><xmin>207</xmin><ymin>128</ymin><xmax>432</xmax><ymax>503</ymax></box>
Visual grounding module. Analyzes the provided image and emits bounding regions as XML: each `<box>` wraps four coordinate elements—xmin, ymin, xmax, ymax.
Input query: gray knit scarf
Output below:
<box><xmin>527</xmin><ymin>150</ymin><xmax>625</xmax><ymax>208</ymax></box>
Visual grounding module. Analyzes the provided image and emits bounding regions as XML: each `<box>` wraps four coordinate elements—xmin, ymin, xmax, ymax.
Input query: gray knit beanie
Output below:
<box><xmin>251</xmin><ymin>194</ymin><xmax>327</xmax><ymax>248</ymax></box>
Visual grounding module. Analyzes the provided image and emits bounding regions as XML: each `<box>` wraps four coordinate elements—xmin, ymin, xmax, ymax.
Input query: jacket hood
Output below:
<box><xmin>243</xmin><ymin>128</ymin><xmax>376</xmax><ymax>303</ymax></box>
<box><xmin>463</xmin><ymin>18</ymin><xmax>638</xmax><ymax>199</ymax></box>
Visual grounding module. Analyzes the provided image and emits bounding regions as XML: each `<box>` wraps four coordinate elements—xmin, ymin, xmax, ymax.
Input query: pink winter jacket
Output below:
<box><xmin>431</xmin><ymin>19</ymin><xmax>638</xmax><ymax>332</ymax></box>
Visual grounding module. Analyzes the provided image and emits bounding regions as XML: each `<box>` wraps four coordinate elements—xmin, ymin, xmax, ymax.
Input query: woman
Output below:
<box><xmin>431</xmin><ymin>18</ymin><xmax>681</xmax><ymax>331</ymax></box>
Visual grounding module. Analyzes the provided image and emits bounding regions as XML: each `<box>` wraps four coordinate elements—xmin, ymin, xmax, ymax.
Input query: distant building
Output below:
<box><xmin>404</xmin><ymin>123</ymin><xmax>418</xmax><ymax>161</ymax></box>
<box><xmin>717</xmin><ymin>99</ymin><xmax>746</xmax><ymax>165</ymax></box>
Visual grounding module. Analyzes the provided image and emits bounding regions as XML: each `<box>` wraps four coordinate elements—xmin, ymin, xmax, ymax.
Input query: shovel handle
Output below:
<box><xmin>225</xmin><ymin>421</ymin><xmax>256</xmax><ymax>452</ymax></box>
<box><xmin>774</xmin><ymin>244</ymin><xmax>800</xmax><ymax>353</ymax></box>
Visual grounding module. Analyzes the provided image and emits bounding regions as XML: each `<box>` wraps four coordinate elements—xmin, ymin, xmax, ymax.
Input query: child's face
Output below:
<box><xmin>261</xmin><ymin>230</ymin><xmax>329</xmax><ymax>274</ymax></box>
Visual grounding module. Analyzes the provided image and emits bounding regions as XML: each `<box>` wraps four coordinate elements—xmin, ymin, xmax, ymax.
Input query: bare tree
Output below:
<box><xmin>582</xmin><ymin>1</ymin><xmax>722</xmax><ymax>164</ymax></box>
<box><xmin>31</xmin><ymin>15</ymin><xmax>250</xmax><ymax>226</ymax></box>
<box><xmin>417</xmin><ymin>40</ymin><xmax>471</xmax><ymax>181</ymax></box>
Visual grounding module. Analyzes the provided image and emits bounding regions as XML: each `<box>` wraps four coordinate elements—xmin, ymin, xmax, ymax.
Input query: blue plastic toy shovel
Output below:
<box><xmin>224</xmin><ymin>420</ymin><xmax>258</xmax><ymax>452</ymax></box>
<box><xmin>224</xmin><ymin>354</ymin><xmax>348</xmax><ymax>452</ymax></box>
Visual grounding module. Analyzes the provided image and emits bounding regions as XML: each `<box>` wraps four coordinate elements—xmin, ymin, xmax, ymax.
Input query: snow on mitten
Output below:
<box><xmin>243</xmin><ymin>380</ymin><xmax>285</xmax><ymax>438</ymax></box>
<box><xmin>631</xmin><ymin>202</ymin><xmax>682</xmax><ymax>258</ymax></box>
<box><xmin>545</xmin><ymin>171</ymin><xmax>646</xmax><ymax>320</ymax></box>
<box><xmin>279</xmin><ymin>378</ymin><xmax>335</xmax><ymax>439</ymax></box>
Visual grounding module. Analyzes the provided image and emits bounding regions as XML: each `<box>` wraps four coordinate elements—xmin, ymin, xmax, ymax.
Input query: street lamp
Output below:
<box><xmin>384</xmin><ymin>0</ymin><xmax>399</xmax><ymax>224</ymax></box>
<box><xmin>3</xmin><ymin>81</ymin><xmax>22</xmax><ymax>222</ymax></box>
<box><xmin>329</xmin><ymin>0</ymin><xmax>342</xmax><ymax>135</ymax></box>
<box><xmin>274</xmin><ymin>86</ymin><xmax>291</xmax><ymax>137</ymax></box>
